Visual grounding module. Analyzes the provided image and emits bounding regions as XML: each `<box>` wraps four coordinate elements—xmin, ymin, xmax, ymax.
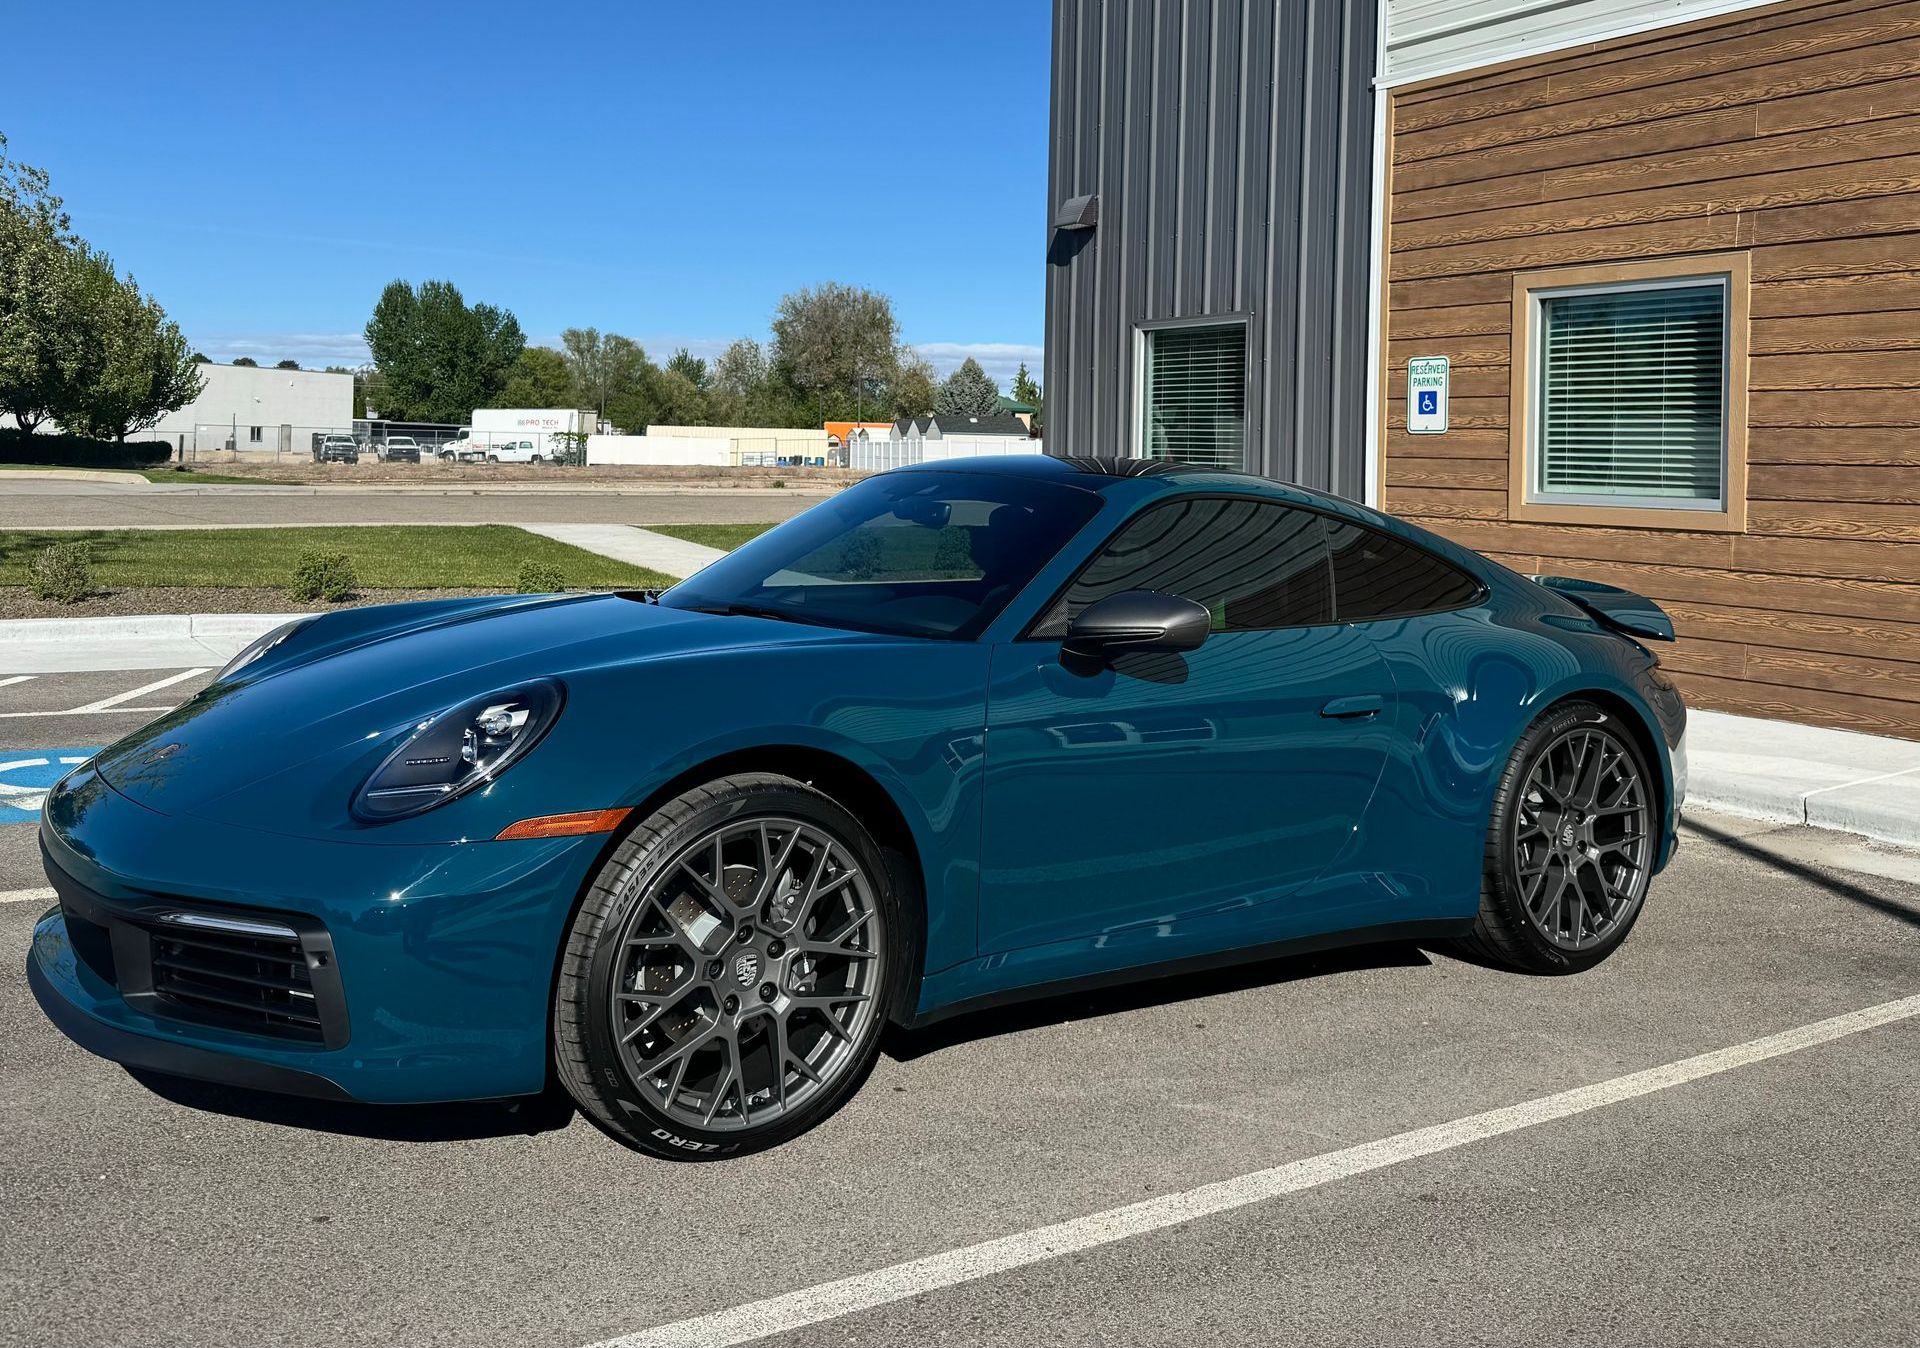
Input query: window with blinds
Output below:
<box><xmin>1532</xmin><ymin>280</ymin><xmax>1728</xmax><ymax>509</ymax></box>
<box><xmin>1138</xmin><ymin>322</ymin><xmax>1246</xmax><ymax>470</ymax></box>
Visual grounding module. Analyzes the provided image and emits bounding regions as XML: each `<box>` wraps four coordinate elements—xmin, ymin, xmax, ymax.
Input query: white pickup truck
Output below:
<box><xmin>439</xmin><ymin>434</ymin><xmax>539</xmax><ymax>464</ymax></box>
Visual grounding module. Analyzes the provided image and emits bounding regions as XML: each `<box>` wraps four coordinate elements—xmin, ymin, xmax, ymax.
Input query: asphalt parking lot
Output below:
<box><xmin>1</xmin><ymin>668</ymin><xmax>1916</xmax><ymax>1348</ymax></box>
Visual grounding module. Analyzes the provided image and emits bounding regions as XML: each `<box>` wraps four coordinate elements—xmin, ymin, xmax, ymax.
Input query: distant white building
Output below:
<box><xmin>149</xmin><ymin>363</ymin><xmax>354</xmax><ymax>456</ymax></box>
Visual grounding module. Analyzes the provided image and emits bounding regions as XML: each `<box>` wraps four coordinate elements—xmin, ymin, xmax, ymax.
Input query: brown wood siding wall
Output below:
<box><xmin>1382</xmin><ymin>0</ymin><xmax>1920</xmax><ymax>739</ymax></box>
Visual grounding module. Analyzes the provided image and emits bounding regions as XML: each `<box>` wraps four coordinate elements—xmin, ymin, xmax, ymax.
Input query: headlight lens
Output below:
<box><xmin>218</xmin><ymin>617</ymin><xmax>317</xmax><ymax>680</ymax></box>
<box><xmin>353</xmin><ymin>680</ymin><xmax>564</xmax><ymax>822</ymax></box>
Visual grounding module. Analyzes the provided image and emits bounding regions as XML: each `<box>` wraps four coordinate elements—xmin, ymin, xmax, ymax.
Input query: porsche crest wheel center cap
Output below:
<box><xmin>732</xmin><ymin>951</ymin><xmax>762</xmax><ymax>987</ymax></box>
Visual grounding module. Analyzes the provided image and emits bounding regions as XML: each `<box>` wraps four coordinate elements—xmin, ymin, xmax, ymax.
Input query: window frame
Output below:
<box><xmin>1509</xmin><ymin>252</ymin><xmax>1749</xmax><ymax>533</ymax></box>
<box><xmin>1016</xmin><ymin>492</ymin><xmax>1486</xmax><ymax>643</ymax></box>
<box><xmin>1131</xmin><ymin>315</ymin><xmax>1253</xmax><ymax>470</ymax></box>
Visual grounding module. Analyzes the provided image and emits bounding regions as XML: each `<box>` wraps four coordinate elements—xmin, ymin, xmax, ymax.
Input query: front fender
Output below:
<box><xmin>568</xmin><ymin>641</ymin><xmax>994</xmax><ymax>977</ymax></box>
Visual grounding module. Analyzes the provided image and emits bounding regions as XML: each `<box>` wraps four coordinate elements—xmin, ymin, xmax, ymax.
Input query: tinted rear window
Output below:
<box><xmin>1324</xmin><ymin>519</ymin><xmax>1482</xmax><ymax>621</ymax></box>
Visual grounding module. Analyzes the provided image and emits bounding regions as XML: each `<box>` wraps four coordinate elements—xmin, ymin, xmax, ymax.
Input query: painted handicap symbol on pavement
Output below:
<box><xmin>0</xmin><ymin>750</ymin><xmax>98</xmax><ymax>824</ymax></box>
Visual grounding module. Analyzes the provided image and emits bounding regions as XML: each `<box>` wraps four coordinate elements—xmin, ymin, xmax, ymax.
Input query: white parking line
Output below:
<box><xmin>67</xmin><ymin>667</ymin><xmax>210</xmax><ymax>713</ymax></box>
<box><xmin>0</xmin><ymin>675</ymin><xmax>36</xmax><ymax>690</ymax></box>
<box><xmin>594</xmin><ymin>993</ymin><xmax>1920</xmax><ymax>1348</ymax></box>
<box><xmin>0</xmin><ymin>706</ymin><xmax>175</xmax><ymax>719</ymax></box>
<box><xmin>0</xmin><ymin>887</ymin><xmax>55</xmax><ymax>905</ymax></box>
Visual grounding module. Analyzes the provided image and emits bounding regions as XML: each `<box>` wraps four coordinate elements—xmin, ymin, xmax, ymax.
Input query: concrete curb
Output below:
<box><xmin>1</xmin><ymin>612</ymin><xmax>300</xmax><ymax>674</ymax></box>
<box><xmin>1681</xmin><ymin>708</ymin><xmax>1920</xmax><ymax>850</ymax></box>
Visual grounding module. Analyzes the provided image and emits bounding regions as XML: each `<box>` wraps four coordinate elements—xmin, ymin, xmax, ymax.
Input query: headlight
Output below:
<box><xmin>218</xmin><ymin>617</ymin><xmax>317</xmax><ymax>680</ymax></box>
<box><xmin>352</xmin><ymin>680</ymin><xmax>565</xmax><ymax>822</ymax></box>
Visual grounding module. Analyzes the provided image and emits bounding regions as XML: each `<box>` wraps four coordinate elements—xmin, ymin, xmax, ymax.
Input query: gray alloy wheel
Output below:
<box><xmin>1460</xmin><ymin>700</ymin><xmax>1656</xmax><ymax>974</ymax></box>
<box><xmin>1513</xmin><ymin>723</ymin><xmax>1652</xmax><ymax>951</ymax></box>
<box><xmin>553</xmin><ymin>773</ymin><xmax>902</xmax><ymax>1159</ymax></box>
<box><xmin>609</xmin><ymin>816</ymin><xmax>883</xmax><ymax>1132</ymax></box>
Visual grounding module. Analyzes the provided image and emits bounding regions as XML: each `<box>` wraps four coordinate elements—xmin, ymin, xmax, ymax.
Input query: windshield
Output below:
<box><xmin>660</xmin><ymin>470</ymin><xmax>1102</xmax><ymax>640</ymax></box>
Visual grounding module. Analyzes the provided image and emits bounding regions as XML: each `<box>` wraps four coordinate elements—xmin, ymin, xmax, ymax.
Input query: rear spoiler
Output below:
<box><xmin>1531</xmin><ymin>575</ymin><xmax>1675</xmax><ymax>642</ymax></box>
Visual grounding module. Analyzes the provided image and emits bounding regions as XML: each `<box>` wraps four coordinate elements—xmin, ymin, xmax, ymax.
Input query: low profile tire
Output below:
<box><xmin>1460</xmin><ymin>699</ymin><xmax>1657</xmax><ymax>974</ymax></box>
<box><xmin>553</xmin><ymin>773</ymin><xmax>905</xmax><ymax>1159</ymax></box>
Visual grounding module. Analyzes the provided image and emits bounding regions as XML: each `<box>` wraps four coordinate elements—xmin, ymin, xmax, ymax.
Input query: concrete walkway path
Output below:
<box><xmin>1684</xmin><ymin>708</ymin><xmax>1920</xmax><ymax>848</ymax></box>
<box><xmin>515</xmin><ymin>522</ymin><xmax>726</xmax><ymax>579</ymax></box>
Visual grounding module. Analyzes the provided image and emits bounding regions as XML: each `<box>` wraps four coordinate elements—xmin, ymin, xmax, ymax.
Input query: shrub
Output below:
<box><xmin>0</xmin><ymin>428</ymin><xmax>172</xmax><ymax>469</ymax></box>
<box><xmin>286</xmin><ymin>550</ymin><xmax>357</xmax><ymax>603</ymax></box>
<box><xmin>516</xmin><ymin>560</ymin><xmax>567</xmax><ymax>594</ymax></box>
<box><xmin>28</xmin><ymin>541</ymin><xmax>95</xmax><ymax>604</ymax></box>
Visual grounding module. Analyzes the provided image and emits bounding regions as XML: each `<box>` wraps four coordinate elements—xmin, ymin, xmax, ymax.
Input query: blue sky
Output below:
<box><xmin>2</xmin><ymin>1</ymin><xmax>1051</xmax><ymax>383</ymax></box>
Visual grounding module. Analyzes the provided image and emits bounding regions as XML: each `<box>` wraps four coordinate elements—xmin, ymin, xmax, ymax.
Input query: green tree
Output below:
<box><xmin>708</xmin><ymin>337</ymin><xmax>778</xmax><ymax>425</ymax></box>
<box><xmin>559</xmin><ymin>327</ymin><xmax>651</xmax><ymax>422</ymax></box>
<box><xmin>230</xmin><ymin>356</ymin><xmax>257</xmax><ymax>366</ymax></box>
<box><xmin>934</xmin><ymin>357</ymin><xmax>1000</xmax><ymax>417</ymax></box>
<box><xmin>275</xmin><ymin>359</ymin><xmax>301</xmax><ymax>370</ymax></box>
<box><xmin>59</xmin><ymin>251</ymin><xmax>203</xmax><ymax>441</ymax></box>
<box><xmin>498</xmin><ymin>346</ymin><xmax>575</xmax><ymax>407</ymax></box>
<box><xmin>769</xmin><ymin>282</ymin><xmax>901</xmax><ymax>422</ymax></box>
<box><xmin>1011</xmin><ymin>360</ymin><xmax>1043</xmax><ymax>432</ymax></box>
<box><xmin>363</xmin><ymin>279</ymin><xmax>524</xmax><ymax>423</ymax></box>
<box><xmin>889</xmin><ymin>347</ymin><xmax>937</xmax><ymax>419</ymax></box>
<box><xmin>645</xmin><ymin>366</ymin><xmax>710</xmax><ymax>425</ymax></box>
<box><xmin>191</xmin><ymin>352</ymin><xmax>211</xmax><ymax>363</ymax></box>
<box><xmin>0</xmin><ymin>133</ymin><xmax>76</xmax><ymax>431</ymax></box>
<box><xmin>665</xmin><ymin>347</ymin><xmax>709</xmax><ymax>390</ymax></box>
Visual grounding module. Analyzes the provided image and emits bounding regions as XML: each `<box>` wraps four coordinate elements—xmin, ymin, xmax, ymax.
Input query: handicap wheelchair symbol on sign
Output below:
<box><xmin>0</xmin><ymin>750</ymin><xmax>96</xmax><ymax>824</ymax></box>
<box><xmin>1417</xmin><ymin>390</ymin><xmax>1439</xmax><ymax>416</ymax></box>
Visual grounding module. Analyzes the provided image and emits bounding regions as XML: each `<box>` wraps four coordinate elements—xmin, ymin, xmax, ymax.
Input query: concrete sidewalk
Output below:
<box><xmin>1682</xmin><ymin>708</ymin><xmax>1920</xmax><ymax>848</ymax></box>
<box><xmin>514</xmin><ymin>523</ymin><xmax>726</xmax><ymax>577</ymax></box>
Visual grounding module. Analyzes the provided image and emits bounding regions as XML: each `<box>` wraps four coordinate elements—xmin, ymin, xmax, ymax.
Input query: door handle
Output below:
<box><xmin>1320</xmin><ymin>694</ymin><xmax>1384</xmax><ymax>719</ymax></box>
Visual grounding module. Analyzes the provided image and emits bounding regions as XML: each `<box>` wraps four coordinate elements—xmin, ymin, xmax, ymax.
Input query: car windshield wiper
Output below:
<box><xmin>686</xmin><ymin>602</ymin><xmax>843</xmax><ymax>630</ymax></box>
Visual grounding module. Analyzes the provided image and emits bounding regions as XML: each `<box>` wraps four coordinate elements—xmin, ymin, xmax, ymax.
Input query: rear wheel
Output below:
<box><xmin>553</xmin><ymin>773</ymin><xmax>902</xmax><ymax>1158</ymax></box>
<box><xmin>1461</xmin><ymin>700</ymin><xmax>1655</xmax><ymax>974</ymax></box>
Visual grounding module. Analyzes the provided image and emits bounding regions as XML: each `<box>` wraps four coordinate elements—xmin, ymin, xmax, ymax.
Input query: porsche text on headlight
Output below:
<box><xmin>353</xmin><ymin>680</ymin><xmax>564</xmax><ymax>822</ymax></box>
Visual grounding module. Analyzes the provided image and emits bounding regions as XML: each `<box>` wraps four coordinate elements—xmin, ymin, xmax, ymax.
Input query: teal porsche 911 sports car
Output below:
<box><xmin>32</xmin><ymin>456</ymin><xmax>1684</xmax><ymax>1157</ymax></box>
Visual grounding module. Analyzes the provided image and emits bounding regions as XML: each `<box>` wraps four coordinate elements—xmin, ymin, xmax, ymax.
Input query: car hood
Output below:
<box><xmin>90</xmin><ymin>592</ymin><xmax>863</xmax><ymax>828</ymax></box>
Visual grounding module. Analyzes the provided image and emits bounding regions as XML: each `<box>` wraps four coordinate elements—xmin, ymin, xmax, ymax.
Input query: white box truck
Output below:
<box><xmin>442</xmin><ymin>408</ymin><xmax>593</xmax><ymax>463</ymax></box>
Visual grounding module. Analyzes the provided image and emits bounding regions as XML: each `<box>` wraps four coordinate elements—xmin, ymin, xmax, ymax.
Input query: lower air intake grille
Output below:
<box><xmin>148</xmin><ymin>922</ymin><xmax>325</xmax><ymax>1044</ymax></box>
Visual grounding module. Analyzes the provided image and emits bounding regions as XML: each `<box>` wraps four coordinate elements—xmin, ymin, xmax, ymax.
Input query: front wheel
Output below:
<box><xmin>439</xmin><ymin>452</ymin><xmax>455</xmax><ymax>463</ymax></box>
<box><xmin>1460</xmin><ymin>700</ymin><xmax>1656</xmax><ymax>974</ymax></box>
<box><xmin>553</xmin><ymin>773</ymin><xmax>903</xmax><ymax>1158</ymax></box>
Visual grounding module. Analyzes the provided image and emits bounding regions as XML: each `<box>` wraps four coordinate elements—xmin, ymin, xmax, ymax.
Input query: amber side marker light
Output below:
<box><xmin>495</xmin><ymin>808</ymin><xmax>632</xmax><ymax>841</ymax></box>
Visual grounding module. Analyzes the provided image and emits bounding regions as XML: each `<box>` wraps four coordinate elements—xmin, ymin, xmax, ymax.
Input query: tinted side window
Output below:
<box><xmin>1324</xmin><ymin>519</ymin><xmax>1482</xmax><ymax>621</ymax></box>
<box><xmin>1030</xmin><ymin>498</ymin><xmax>1333</xmax><ymax>637</ymax></box>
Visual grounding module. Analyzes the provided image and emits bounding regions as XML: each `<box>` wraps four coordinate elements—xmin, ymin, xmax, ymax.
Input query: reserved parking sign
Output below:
<box><xmin>1407</xmin><ymin>356</ymin><xmax>1450</xmax><ymax>435</ymax></box>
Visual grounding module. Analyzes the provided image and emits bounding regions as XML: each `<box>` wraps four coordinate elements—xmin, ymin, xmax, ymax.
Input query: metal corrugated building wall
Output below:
<box><xmin>1044</xmin><ymin>0</ymin><xmax>1379</xmax><ymax>496</ymax></box>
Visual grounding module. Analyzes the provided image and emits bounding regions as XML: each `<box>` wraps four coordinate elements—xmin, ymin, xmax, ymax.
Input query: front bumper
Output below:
<box><xmin>30</xmin><ymin>765</ymin><xmax>606</xmax><ymax>1104</ymax></box>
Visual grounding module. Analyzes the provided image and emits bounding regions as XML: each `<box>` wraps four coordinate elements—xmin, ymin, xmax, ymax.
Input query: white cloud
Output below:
<box><xmin>911</xmin><ymin>342</ymin><xmax>1044</xmax><ymax>384</ymax></box>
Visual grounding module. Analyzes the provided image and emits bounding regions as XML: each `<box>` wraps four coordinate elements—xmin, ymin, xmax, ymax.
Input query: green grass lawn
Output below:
<box><xmin>0</xmin><ymin>463</ymin><xmax>296</xmax><ymax>485</ymax></box>
<box><xmin>647</xmin><ymin>522</ymin><xmax>779</xmax><ymax>552</ymax></box>
<box><xmin>0</xmin><ymin>526</ymin><xmax>674</xmax><ymax>590</ymax></box>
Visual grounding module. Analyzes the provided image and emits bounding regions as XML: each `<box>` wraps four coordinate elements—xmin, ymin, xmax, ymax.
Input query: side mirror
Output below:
<box><xmin>1062</xmin><ymin>590</ymin><xmax>1211</xmax><ymax>660</ymax></box>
